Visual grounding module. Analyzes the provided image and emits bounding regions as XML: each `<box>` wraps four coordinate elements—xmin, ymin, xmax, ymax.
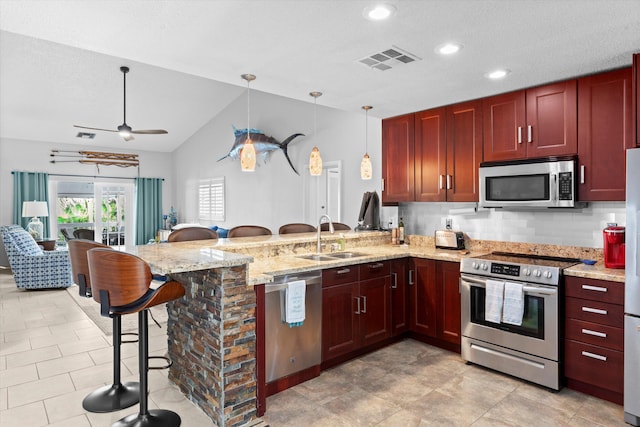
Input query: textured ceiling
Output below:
<box><xmin>1</xmin><ymin>0</ymin><xmax>639</xmax><ymax>152</ymax></box>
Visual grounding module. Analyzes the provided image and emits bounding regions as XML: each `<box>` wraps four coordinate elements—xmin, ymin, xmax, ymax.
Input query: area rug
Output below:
<box><xmin>66</xmin><ymin>284</ymin><xmax>168</xmax><ymax>336</ymax></box>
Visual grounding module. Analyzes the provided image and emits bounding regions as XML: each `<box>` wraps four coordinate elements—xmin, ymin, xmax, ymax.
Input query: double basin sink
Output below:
<box><xmin>297</xmin><ymin>252</ymin><xmax>367</xmax><ymax>262</ymax></box>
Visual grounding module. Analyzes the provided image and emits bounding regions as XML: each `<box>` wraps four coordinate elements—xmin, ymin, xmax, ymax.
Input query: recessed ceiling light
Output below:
<box><xmin>435</xmin><ymin>43</ymin><xmax>463</xmax><ymax>55</ymax></box>
<box><xmin>363</xmin><ymin>3</ymin><xmax>397</xmax><ymax>21</ymax></box>
<box><xmin>486</xmin><ymin>69</ymin><xmax>511</xmax><ymax>79</ymax></box>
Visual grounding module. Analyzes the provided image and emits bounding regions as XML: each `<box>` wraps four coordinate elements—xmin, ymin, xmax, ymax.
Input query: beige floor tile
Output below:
<box><xmin>57</xmin><ymin>335</ymin><xmax>109</xmax><ymax>357</ymax></box>
<box><xmin>477</xmin><ymin>392</ymin><xmax>573</xmax><ymax>426</ymax></box>
<box><xmin>36</xmin><ymin>352</ymin><xmax>95</xmax><ymax>378</ymax></box>
<box><xmin>323</xmin><ymin>386</ymin><xmax>402</xmax><ymax>426</ymax></box>
<box><xmin>3</xmin><ymin>325</ymin><xmax>52</xmax><ymax>343</ymax></box>
<box><xmin>69</xmin><ymin>360</ymin><xmax>135</xmax><ymax>391</ymax></box>
<box><xmin>30</xmin><ymin>330</ymin><xmax>79</xmax><ymax>350</ymax></box>
<box><xmin>0</xmin><ymin>338</ymin><xmax>31</xmax><ymax>357</ymax></box>
<box><xmin>0</xmin><ymin>387</ymin><xmax>7</xmax><ymax>411</ymax></box>
<box><xmin>7</xmin><ymin>373</ymin><xmax>75</xmax><ymax>408</ymax></box>
<box><xmin>0</xmin><ymin>401</ymin><xmax>48</xmax><ymax>427</ymax></box>
<box><xmin>5</xmin><ymin>345</ymin><xmax>61</xmax><ymax>369</ymax></box>
<box><xmin>0</xmin><ymin>363</ymin><xmax>39</xmax><ymax>388</ymax></box>
<box><xmin>43</xmin><ymin>386</ymin><xmax>96</xmax><ymax>424</ymax></box>
<box><xmin>47</xmin><ymin>414</ymin><xmax>91</xmax><ymax>427</ymax></box>
<box><xmin>575</xmin><ymin>395</ymin><xmax>628</xmax><ymax>427</ymax></box>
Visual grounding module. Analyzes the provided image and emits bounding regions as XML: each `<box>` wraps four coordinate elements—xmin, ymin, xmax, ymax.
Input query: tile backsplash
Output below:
<box><xmin>398</xmin><ymin>201</ymin><xmax>626</xmax><ymax>248</ymax></box>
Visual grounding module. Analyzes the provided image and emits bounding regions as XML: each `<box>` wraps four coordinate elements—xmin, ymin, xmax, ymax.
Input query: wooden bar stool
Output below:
<box><xmin>68</xmin><ymin>239</ymin><xmax>140</xmax><ymax>413</ymax></box>
<box><xmin>88</xmin><ymin>248</ymin><xmax>185</xmax><ymax>427</ymax></box>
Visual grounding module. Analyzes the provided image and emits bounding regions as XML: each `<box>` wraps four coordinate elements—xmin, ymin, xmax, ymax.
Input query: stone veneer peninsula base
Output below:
<box><xmin>166</xmin><ymin>264</ymin><xmax>257</xmax><ymax>427</ymax></box>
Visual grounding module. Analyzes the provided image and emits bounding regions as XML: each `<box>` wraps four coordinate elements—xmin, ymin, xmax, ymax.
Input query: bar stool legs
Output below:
<box><xmin>113</xmin><ymin>310</ymin><xmax>180</xmax><ymax>427</ymax></box>
<box><xmin>82</xmin><ymin>315</ymin><xmax>140</xmax><ymax>413</ymax></box>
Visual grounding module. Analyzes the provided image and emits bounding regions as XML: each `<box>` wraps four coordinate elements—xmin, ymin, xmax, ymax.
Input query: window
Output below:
<box><xmin>199</xmin><ymin>177</ymin><xmax>225</xmax><ymax>222</ymax></box>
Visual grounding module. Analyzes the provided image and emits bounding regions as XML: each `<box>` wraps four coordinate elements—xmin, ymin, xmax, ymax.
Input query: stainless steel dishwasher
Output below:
<box><xmin>265</xmin><ymin>271</ymin><xmax>322</xmax><ymax>383</ymax></box>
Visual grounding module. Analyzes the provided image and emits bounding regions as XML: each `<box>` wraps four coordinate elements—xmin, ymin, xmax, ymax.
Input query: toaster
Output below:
<box><xmin>435</xmin><ymin>230</ymin><xmax>465</xmax><ymax>250</ymax></box>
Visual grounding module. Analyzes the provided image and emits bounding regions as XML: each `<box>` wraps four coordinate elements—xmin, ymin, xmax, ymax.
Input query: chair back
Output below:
<box><xmin>320</xmin><ymin>222</ymin><xmax>351</xmax><ymax>231</ymax></box>
<box><xmin>60</xmin><ymin>228</ymin><xmax>74</xmax><ymax>241</ymax></box>
<box><xmin>168</xmin><ymin>227</ymin><xmax>218</xmax><ymax>242</ymax></box>
<box><xmin>87</xmin><ymin>248</ymin><xmax>153</xmax><ymax>307</ymax></box>
<box><xmin>278</xmin><ymin>223</ymin><xmax>317</xmax><ymax>234</ymax></box>
<box><xmin>68</xmin><ymin>239</ymin><xmax>110</xmax><ymax>296</ymax></box>
<box><xmin>228</xmin><ymin>225</ymin><xmax>272</xmax><ymax>238</ymax></box>
<box><xmin>73</xmin><ymin>229</ymin><xmax>95</xmax><ymax>240</ymax></box>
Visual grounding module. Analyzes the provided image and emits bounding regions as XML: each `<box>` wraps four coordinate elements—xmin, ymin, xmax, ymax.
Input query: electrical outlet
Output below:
<box><xmin>445</xmin><ymin>218</ymin><xmax>452</xmax><ymax>229</ymax></box>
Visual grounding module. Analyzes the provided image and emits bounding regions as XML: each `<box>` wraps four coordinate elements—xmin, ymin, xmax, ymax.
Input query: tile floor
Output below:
<box><xmin>0</xmin><ymin>268</ymin><xmax>629</xmax><ymax>427</ymax></box>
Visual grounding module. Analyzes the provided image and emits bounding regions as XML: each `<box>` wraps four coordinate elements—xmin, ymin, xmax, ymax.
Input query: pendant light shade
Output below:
<box><xmin>309</xmin><ymin>91</ymin><xmax>323</xmax><ymax>176</ymax></box>
<box><xmin>361</xmin><ymin>106</ymin><xmax>373</xmax><ymax>180</ymax></box>
<box><xmin>240</xmin><ymin>74</ymin><xmax>257</xmax><ymax>172</ymax></box>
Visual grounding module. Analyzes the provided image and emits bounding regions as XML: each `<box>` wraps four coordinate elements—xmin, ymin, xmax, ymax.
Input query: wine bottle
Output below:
<box><xmin>398</xmin><ymin>217</ymin><xmax>405</xmax><ymax>244</ymax></box>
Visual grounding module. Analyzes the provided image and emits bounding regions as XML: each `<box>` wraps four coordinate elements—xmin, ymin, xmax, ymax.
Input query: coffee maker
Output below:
<box><xmin>603</xmin><ymin>223</ymin><xmax>625</xmax><ymax>269</ymax></box>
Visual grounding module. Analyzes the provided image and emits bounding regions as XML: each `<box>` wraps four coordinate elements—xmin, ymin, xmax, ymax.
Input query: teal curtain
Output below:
<box><xmin>135</xmin><ymin>178</ymin><xmax>163</xmax><ymax>245</ymax></box>
<box><xmin>12</xmin><ymin>171</ymin><xmax>50</xmax><ymax>231</ymax></box>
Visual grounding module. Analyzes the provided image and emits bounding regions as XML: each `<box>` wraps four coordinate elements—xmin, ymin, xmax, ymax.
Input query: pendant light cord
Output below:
<box><xmin>247</xmin><ymin>79</ymin><xmax>251</xmax><ymax>141</ymax></box>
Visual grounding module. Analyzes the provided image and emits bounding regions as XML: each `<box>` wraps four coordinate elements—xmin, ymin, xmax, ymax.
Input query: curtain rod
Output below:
<box><xmin>12</xmin><ymin>171</ymin><xmax>164</xmax><ymax>181</ymax></box>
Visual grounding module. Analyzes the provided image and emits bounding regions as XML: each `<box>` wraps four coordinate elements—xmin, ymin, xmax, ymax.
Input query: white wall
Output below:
<box><xmin>172</xmin><ymin>90</ymin><xmax>384</xmax><ymax>233</ymax></box>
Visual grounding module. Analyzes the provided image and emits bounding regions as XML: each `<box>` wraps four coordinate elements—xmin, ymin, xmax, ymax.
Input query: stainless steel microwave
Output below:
<box><xmin>479</xmin><ymin>156</ymin><xmax>583</xmax><ymax>208</ymax></box>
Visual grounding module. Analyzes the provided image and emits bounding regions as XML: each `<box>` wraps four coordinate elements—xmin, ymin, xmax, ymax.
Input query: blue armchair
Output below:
<box><xmin>1</xmin><ymin>225</ymin><xmax>73</xmax><ymax>289</ymax></box>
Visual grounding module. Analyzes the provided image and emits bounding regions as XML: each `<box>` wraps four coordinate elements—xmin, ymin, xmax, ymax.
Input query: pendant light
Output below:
<box><xmin>240</xmin><ymin>74</ymin><xmax>257</xmax><ymax>172</ymax></box>
<box><xmin>360</xmin><ymin>106</ymin><xmax>373</xmax><ymax>180</ymax></box>
<box><xmin>309</xmin><ymin>91</ymin><xmax>323</xmax><ymax>176</ymax></box>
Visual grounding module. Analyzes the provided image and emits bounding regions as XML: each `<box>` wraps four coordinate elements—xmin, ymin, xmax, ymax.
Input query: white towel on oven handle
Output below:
<box><xmin>485</xmin><ymin>279</ymin><xmax>504</xmax><ymax>324</ymax></box>
<box><xmin>502</xmin><ymin>281</ymin><xmax>524</xmax><ymax>326</ymax></box>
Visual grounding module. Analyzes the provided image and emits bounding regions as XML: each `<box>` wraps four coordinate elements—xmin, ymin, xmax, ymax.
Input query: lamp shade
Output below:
<box><xmin>22</xmin><ymin>201</ymin><xmax>49</xmax><ymax>218</ymax></box>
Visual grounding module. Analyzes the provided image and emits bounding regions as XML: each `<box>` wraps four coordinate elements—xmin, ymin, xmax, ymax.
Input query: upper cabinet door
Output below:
<box><xmin>382</xmin><ymin>114</ymin><xmax>415</xmax><ymax>204</ymax></box>
<box><xmin>446</xmin><ymin>100</ymin><xmax>483</xmax><ymax>202</ymax></box>
<box><xmin>634</xmin><ymin>53</ymin><xmax>640</xmax><ymax>147</ymax></box>
<box><xmin>526</xmin><ymin>80</ymin><xmax>578</xmax><ymax>158</ymax></box>
<box><xmin>415</xmin><ymin>108</ymin><xmax>446</xmax><ymax>202</ymax></box>
<box><xmin>578</xmin><ymin>67</ymin><xmax>633</xmax><ymax>201</ymax></box>
<box><xmin>483</xmin><ymin>91</ymin><xmax>527</xmax><ymax>161</ymax></box>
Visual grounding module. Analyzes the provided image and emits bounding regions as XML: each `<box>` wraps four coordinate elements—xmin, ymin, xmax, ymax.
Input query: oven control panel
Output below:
<box><xmin>491</xmin><ymin>263</ymin><xmax>520</xmax><ymax>276</ymax></box>
<box><xmin>461</xmin><ymin>258</ymin><xmax>561</xmax><ymax>285</ymax></box>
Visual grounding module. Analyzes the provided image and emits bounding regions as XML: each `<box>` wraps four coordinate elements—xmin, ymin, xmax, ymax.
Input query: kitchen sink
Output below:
<box><xmin>297</xmin><ymin>254</ymin><xmax>336</xmax><ymax>262</ymax></box>
<box><xmin>326</xmin><ymin>252</ymin><xmax>367</xmax><ymax>259</ymax></box>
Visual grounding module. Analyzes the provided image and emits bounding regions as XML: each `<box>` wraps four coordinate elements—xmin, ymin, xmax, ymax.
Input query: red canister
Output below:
<box><xmin>603</xmin><ymin>224</ymin><xmax>625</xmax><ymax>269</ymax></box>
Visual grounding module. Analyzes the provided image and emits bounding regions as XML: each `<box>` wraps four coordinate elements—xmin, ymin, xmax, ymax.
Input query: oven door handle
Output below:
<box><xmin>460</xmin><ymin>275</ymin><xmax>557</xmax><ymax>295</ymax></box>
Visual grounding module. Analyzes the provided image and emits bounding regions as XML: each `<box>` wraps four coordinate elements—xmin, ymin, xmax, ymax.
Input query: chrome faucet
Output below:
<box><xmin>317</xmin><ymin>214</ymin><xmax>334</xmax><ymax>253</ymax></box>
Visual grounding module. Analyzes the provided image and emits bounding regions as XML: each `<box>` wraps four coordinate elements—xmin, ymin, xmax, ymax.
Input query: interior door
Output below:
<box><xmin>304</xmin><ymin>160</ymin><xmax>341</xmax><ymax>224</ymax></box>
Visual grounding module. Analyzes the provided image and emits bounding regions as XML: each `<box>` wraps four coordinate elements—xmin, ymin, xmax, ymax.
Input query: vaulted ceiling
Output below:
<box><xmin>1</xmin><ymin>0</ymin><xmax>639</xmax><ymax>152</ymax></box>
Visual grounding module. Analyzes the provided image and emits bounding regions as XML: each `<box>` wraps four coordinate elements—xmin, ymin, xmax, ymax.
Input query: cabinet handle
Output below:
<box><xmin>439</xmin><ymin>175</ymin><xmax>445</xmax><ymax>190</ymax></box>
<box><xmin>581</xmin><ymin>328</ymin><xmax>607</xmax><ymax>338</ymax></box>
<box><xmin>527</xmin><ymin>125</ymin><xmax>532</xmax><ymax>143</ymax></box>
<box><xmin>582</xmin><ymin>306</ymin><xmax>608</xmax><ymax>315</ymax></box>
<box><xmin>409</xmin><ymin>269</ymin><xmax>414</xmax><ymax>285</ymax></box>
<box><xmin>446</xmin><ymin>175</ymin><xmax>452</xmax><ymax>190</ymax></box>
<box><xmin>336</xmin><ymin>268</ymin><xmax>351</xmax><ymax>274</ymax></box>
<box><xmin>580</xmin><ymin>165</ymin><xmax>585</xmax><ymax>184</ymax></box>
<box><xmin>582</xmin><ymin>284</ymin><xmax>607</xmax><ymax>293</ymax></box>
<box><xmin>361</xmin><ymin>296</ymin><xmax>367</xmax><ymax>313</ymax></box>
<box><xmin>355</xmin><ymin>297</ymin><xmax>361</xmax><ymax>314</ymax></box>
<box><xmin>581</xmin><ymin>350</ymin><xmax>607</xmax><ymax>362</ymax></box>
<box><xmin>517</xmin><ymin>126</ymin><xmax>522</xmax><ymax>144</ymax></box>
<box><xmin>391</xmin><ymin>272</ymin><xmax>398</xmax><ymax>289</ymax></box>
<box><xmin>369</xmin><ymin>263</ymin><xmax>384</xmax><ymax>269</ymax></box>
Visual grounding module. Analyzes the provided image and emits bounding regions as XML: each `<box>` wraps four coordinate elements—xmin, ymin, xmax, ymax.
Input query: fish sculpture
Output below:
<box><xmin>218</xmin><ymin>127</ymin><xmax>304</xmax><ymax>175</ymax></box>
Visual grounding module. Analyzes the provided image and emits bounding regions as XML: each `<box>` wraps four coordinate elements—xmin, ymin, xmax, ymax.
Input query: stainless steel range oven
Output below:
<box><xmin>460</xmin><ymin>252</ymin><xmax>578</xmax><ymax>390</ymax></box>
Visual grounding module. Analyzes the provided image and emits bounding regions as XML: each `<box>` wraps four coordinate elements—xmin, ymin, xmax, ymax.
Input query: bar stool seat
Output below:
<box><xmin>68</xmin><ymin>239</ymin><xmax>139</xmax><ymax>413</ymax></box>
<box><xmin>88</xmin><ymin>248</ymin><xmax>185</xmax><ymax>427</ymax></box>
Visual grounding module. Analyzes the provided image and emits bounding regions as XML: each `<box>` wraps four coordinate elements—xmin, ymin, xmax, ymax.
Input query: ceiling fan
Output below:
<box><xmin>74</xmin><ymin>66</ymin><xmax>167</xmax><ymax>142</ymax></box>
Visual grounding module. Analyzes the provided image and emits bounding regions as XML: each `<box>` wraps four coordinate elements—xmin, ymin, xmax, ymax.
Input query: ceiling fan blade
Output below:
<box><xmin>130</xmin><ymin>129</ymin><xmax>168</xmax><ymax>135</ymax></box>
<box><xmin>73</xmin><ymin>125</ymin><xmax>117</xmax><ymax>133</ymax></box>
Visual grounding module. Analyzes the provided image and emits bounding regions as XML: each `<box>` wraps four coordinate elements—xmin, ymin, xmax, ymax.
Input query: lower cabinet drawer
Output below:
<box><xmin>564</xmin><ymin>340</ymin><xmax>623</xmax><ymax>393</ymax></box>
<box><xmin>565</xmin><ymin>297</ymin><xmax>624</xmax><ymax>328</ymax></box>
<box><xmin>565</xmin><ymin>318</ymin><xmax>623</xmax><ymax>351</ymax></box>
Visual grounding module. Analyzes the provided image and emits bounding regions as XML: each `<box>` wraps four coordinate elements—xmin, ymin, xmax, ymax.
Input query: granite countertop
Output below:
<box><xmin>563</xmin><ymin>261</ymin><xmax>625</xmax><ymax>283</ymax></box>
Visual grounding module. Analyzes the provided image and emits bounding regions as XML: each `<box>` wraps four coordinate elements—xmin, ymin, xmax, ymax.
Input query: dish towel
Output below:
<box><xmin>485</xmin><ymin>279</ymin><xmax>505</xmax><ymax>324</ymax></box>
<box><xmin>502</xmin><ymin>281</ymin><xmax>525</xmax><ymax>326</ymax></box>
<box><xmin>282</xmin><ymin>280</ymin><xmax>306</xmax><ymax>328</ymax></box>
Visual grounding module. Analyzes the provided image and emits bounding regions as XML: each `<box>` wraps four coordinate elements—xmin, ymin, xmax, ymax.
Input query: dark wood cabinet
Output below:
<box><xmin>321</xmin><ymin>261</ymin><xmax>391</xmax><ymax>364</ymax></box>
<box><xmin>564</xmin><ymin>276</ymin><xmax>624</xmax><ymax>404</ymax></box>
<box><xmin>634</xmin><ymin>53</ymin><xmax>640</xmax><ymax>146</ymax></box>
<box><xmin>445</xmin><ymin>101</ymin><xmax>483</xmax><ymax>202</ymax></box>
<box><xmin>415</xmin><ymin>108</ymin><xmax>446</xmax><ymax>201</ymax></box>
<box><xmin>483</xmin><ymin>81</ymin><xmax>577</xmax><ymax>161</ymax></box>
<box><xmin>382</xmin><ymin>114</ymin><xmax>415</xmax><ymax>203</ymax></box>
<box><xmin>577</xmin><ymin>67</ymin><xmax>633</xmax><ymax>201</ymax></box>
<box><xmin>390</xmin><ymin>258</ymin><xmax>409</xmax><ymax>336</ymax></box>
<box><xmin>409</xmin><ymin>259</ymin><xmax>461</xmax><ymax>351</ymax></box>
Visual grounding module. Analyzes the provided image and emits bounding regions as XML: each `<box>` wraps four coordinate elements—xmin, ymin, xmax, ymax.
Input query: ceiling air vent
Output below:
<box><xmin>76</xmin><ymin>132</ymin><xmax>95</xmax><ymax>139</ymax></box>
<box><xmin>358</xmin><ymin>46</ymin><xmax>421</xmax><ymax>71</ymax></box>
